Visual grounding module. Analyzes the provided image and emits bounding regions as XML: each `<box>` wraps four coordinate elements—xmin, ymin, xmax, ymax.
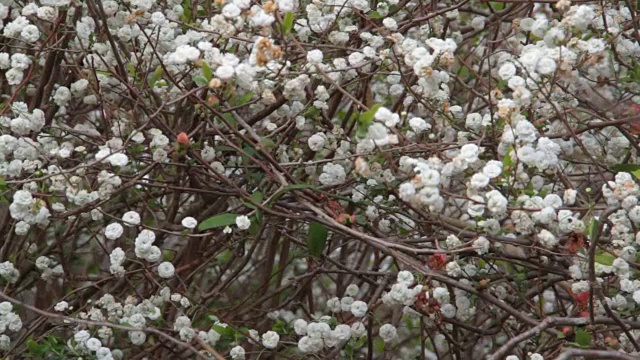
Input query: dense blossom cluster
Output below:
<box><xmin>0</xmin><ymin>0</ymin><xmax>640</xmax><ymax>359</ymax></box>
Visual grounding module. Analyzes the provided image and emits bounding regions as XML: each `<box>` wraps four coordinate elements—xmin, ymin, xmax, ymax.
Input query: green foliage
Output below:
<box><xmin>307</xmin><ymin>221</ymin><xmax>329</xmax><ymax>257</ymax></box>
<box><xmin>357</xmin><ymin>104</ymin><xmax>381</xmax><ymax>138</ymax></box>
<box><xmin>611</xmin><ymin>164</ymin><xmax>640</xmax><ymax>180</ymax></box>
<box><xmin>282</xmin><ymin>12</ymin><xmax>295</xmax><ymax>34</ymax></box>
<box><xmin>575</xmin><ymin>328</ymin><xmax>592</xmax><ymax>347</ymax></box>
<box><xmin>199</xmin><ymin>213</ymin><xmax>241</xmax><ymax>230</ymax></box>
<box><xmin>201</xmin><ymin>61</ymin><xmax>213</xmax><ymax>81</ymax></box>
<box><xmin>148</xmin><ymin>65</ymin><xmax>164</xmax><ymax>88</ymax></box>
<box><xmin>26</xmin><ymin>336</ymin><xmax>70</xmax><ymax>359</ymax></box>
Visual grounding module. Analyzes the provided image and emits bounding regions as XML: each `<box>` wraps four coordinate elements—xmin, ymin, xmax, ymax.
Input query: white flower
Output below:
<box><xmin>563</xmin><ymin>189</ymin><xmax>577</xmax><ymax>205</ymax></box>
<box><xmin>536</xmin><ymin>57</ymin><xmax>556</xmax><ymax>75</ymax></box>
<box><xmin>75</xmin><ymin>330</ymin><xmax>91</xmax><ymax>343</ymax></box>
<box><xmin>308</xmin><ymin>322</ymin><xmax>331</xmax><ymax>340</ymax></box>
<box><xmin>469</xmin><ymin>173</ymin><xmax>490</xmax><ymax>189</ymax></box>
<box><xmin>170</xmin><ymin>45</ymin><xmax>200</xmax><ymax>64</ymax></box>
<box><xmin>458</xmin><ymin>144</ymin><xmax>479</xmax><ymax>163</ymax></box>
<box><xmin>5</xmin><ymin>68</ymin><xmax>24</xmax><ymax>85</ymax></box>
<box><xmin>297</xmin><ymin>336</ymin><xmax>324</xmax><ymax>353</ymax></box>
<box><xmin>379</xmin><ymin>324</ymin><xmax>397</xmax><ymax>342</ymax></box>
<box><xmin>181</xmin><ymin>217</ymin><xmax>198</xmax><ymax>229</ymax></box>
<box><xmin>351</xmin><ymin>300</ymin><xmax>368</xmax><ymax>317</ymax></box>
<box><xmin>537</xmin><ymin>229</ymin><xmax>558</xmax><ymax>248</ymax></box>
<box><xmin>230</xmin><ymin>345</ymin><xmax>245</xmax><ymax>360</ymax></box>
<box><xmin>441</xmin><ymin>303</ymin><xmax>456</xmax><ymax>318</ymax></box>
<box><xmin>374</xmin><ymin>107</ymin><xmax>400</xmax><ymax>128</ymax></box>
<box><xmin>471</xmin><ymin>16</ymin><xmax>485</xmax><ymax>30</ymax></box>
<box><xmin>222</xmin><ymin>3</ymin><xmax>241</xmax><ymax>18</ymax></box>
<box><xmin>319</xmin><ymin>163</ymin><xmax>346</xmax><ymax>186</ymax></box>
<box><xmin>383</xmin><ymin>18</ymin><xmax>397</xmax><ymax>31</ymax></box>
<box><xmin>345</xmin><ymin>284</ymin><xmax>359</xmax><ymax>297</ymax></box>
<box><xmin>307</xmin><ymin>133</ymin><xmax>326</xmax><ymax>151</ymax></box>
<box><xmin>473</xmin><ymin>237</ymin><xmax>490</xmax><ymax>254</ymax></box>
<box><xmin>54</xmin><ymin>301</ymin><xmax>69</xmax><ymax>312</ymax></box>
<box><xmin>129</xmin><ymin>331</ymin><xmax>146</xmax><ymax>345</ymax></box>
<box><xmin>307</xmin><ymin>49</ymin><xmax>323</xmax><ymax>65</ymax></box>
<box><xmin>529</xmin><ymin>353</ymin><xmax>543</xmax><ymax>360</ymax></box>
<box><xmin>235</xmin><ymin>215</ymin><xmax>251</xmax><ymax>230</ymax></box>
<box><xmin>498</xmin><ymin>62</ymin><xmax>516</xmax><ymax>80</ymax></box>
<box><xmin>122</xmin><ymin>211</ymin><xmax>140</xmax><ymax>226</ymax></box>
<box><xmin>333</xmin><ymin>324</ymin><xmax>351</xmax><ymax>341</ymax></box>
<box><xmin>293</xmin><ymin>319</ymin><xmax>308</xmax><ymax>335</ymax></box>
<box><xmin>261</xmin><ymin>331</ymin><xmax>279</xmax><ymax>349</ymax></box>
<box><xmin>215</xmin><ymin>65</ymin><xmax>235</xmax><ymax>80</ymax></box>
<box><xmin>482</xmin><ymin>160</ymin><xmax>503</xmax><ymax>178</ymax></box>
<box><xmin>85</xmin><ymin>338</ymin><xmax>102</xmax><ymax>351</ymax></box>
<box><xmin>157</xmin><ymin>262</ymin><xmax>175</xmax><ymax>278</ymax></box>
<box><xmin>397</xmin><ymin>270</ymin><xmax>414</xmax><ymax>284</ymax></box>
<box><xmin>409</xmin><ymin>117</ymin><xmax>430</xmax><ymax>133</ymax></box>
<box><xmin>20</xmin><ymin>25</ymin><xmax>40</xmax><ymax>42</ymax></box>
<box><xmin>109</xmin><ymin>153</ymin><xmax>128</xmax><ymax>167</ymax></box>
<box><xmin>105</xmin><ymin>223</ymin><xmax>124</xmax><ymax>240</ymax></box>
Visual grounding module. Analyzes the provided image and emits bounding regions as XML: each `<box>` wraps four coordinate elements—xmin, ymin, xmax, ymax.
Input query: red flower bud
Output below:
<box><xmin>177</xmin><ymin>132</ymin><xmax>190</xmax><ymax>145</ymax></box>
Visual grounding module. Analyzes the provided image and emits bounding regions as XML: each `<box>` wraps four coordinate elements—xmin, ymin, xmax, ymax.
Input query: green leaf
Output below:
<box><xmin>368</xmin><ymin>11</ymin><xmax>384</xmax><ymax>19</ymax></box>
<box><xmin>358</xmin><ymin>104</ymin><xmax>381</xmax><ymax>126</ymax></box>
<box><xmin>357</xmin><ymin>104</ymin><xmax>381</xmax><ymax>139</ymax></box>
<box><xmin>307</xmin><ymin>222</ymin><xmax>328</xmax><ymax>257</ymax></box>
<box><xmin>234</xmin><ymin>91</ymin><xmax>254</xmax><ymax>106</ymax></box>
<box><xmin>611</xmin><ymin>164</ymin><xmax>640</xmax><ymax>180</ymax></box>
<box><xmin>595</xmin><ymin>251</ymin><xmax>615</xmax><ymax>266</ymax></box>
<box><xmin>194</xmin><ymin>75</ymin><xmax>208</xmax><ymax>87</ymax></box>
<box><xmin>198</xmin><ymin>213</ymin><xmax>240</xmax><ymax>230</ymax></box>
<box><xmin>283</xmin><ymin>12</ymin><xmax>295</xmax><ymax>34</ymax></box>
<box><xmin>586</xmin><ymin>218</ymin><xmax>598</xmax><ymax>239</ymax></box>
<box><xmin>202</xmin><ymin>61</ymin><xmax>212</xmax><ymax>81</ymax></box>
<box><xmin>148</xmin><ymin>65</ymin><xmax>164</xmax><ymax>88</ymax></box>
<box><xmin>575</xmin><ymin>328</ymin><xmax>592</xmax><ymax>347</ymax></box>
<box><xmin>241</xmin><ymin>191</ymin><xmax>264</xmax><ymax>210</ymax></box>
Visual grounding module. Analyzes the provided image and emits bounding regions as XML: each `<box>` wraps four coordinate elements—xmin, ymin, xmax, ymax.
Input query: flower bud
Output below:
<box><xmin>177</xmin><ymin>132</ymin><xmax>190</xmax><ymax>145</ymax></box>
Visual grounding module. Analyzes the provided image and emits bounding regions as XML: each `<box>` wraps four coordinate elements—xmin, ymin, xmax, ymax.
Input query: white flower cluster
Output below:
<box><xmin>109</xmin><ymin>247</ymin><xmax>126</xmax><ymax>277</ymax></box>
<box><xmin>34</xmin><ymin>256</ymin><xmax>63</xmax><ymax>280</ymax></box>
<box><xmin>295</xmin><ymin>320</ymin><xmax>358</xmax><ymax>353</ymax></box>
<box><xmin>8</xmin><ymin>189</ymin><xmax>50</xmax><ymax>235</ymax></box>
<box><xmin>398</xmin><ymin>157</ymin><xmax>444</xmax><ymax>212</ymax></box>
<box><xmin>134</xmin><ymin>229</ymin><xmax>161</xmax><ymax>262</ymax></box>
<box><xmin>0</xmin><ymin>302</ymin><xmax>22</xmax><ymax>350</ymax></box>
<box><xmin>382</xmin><ymin>271</ymin><xmax>423</xmax><ymax>306</ymax></box>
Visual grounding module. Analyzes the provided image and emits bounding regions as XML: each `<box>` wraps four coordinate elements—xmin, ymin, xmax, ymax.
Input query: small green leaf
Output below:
<box><xmin>259</xmin><ymin>138</ymin><xmax>276</xmax><ymax>152</ymax></box>
<box><xmin>611</xmin><ymin>164</ymin><xmax>640</xmax><ymax>180</ymax></box>
<box><xmin>586</xmin><ymin>218</ymin><xmax>598</xmax><ymax>239</ymax></box>
<box><xmin>595</xmin><ymin>251</ymin><xmax>615</xmax><ymax>266</ymax></box>
<box><xmin>356</xmin><ymin>104</ymin><xmax>381</xmax><ymax>138</ymax></box>
<box><xmin>358</xmin><ymin>104</ymin><xmax>381</xmax><ymax>126</ymax></box>
<box><xmin>283</xmin><ymin>12</ymin><xmax>295</xmax><ymax>34</ymax></box>
<box><xmin>234</xmin><ymin>91</ymin><xmax>254</xmax><ymax>106</ymax></box>
<box><xmin>198</xmin><ymin>213</ymin><xmax>240</xmax><ymax>230</ymax></box>
<box><xmin>307</xmin><ymin>222</ymin><xmax>328</xmax><ymax>257</ymax></box>
<box><xmin>575</xmin><ymin>328</ymin><xmax>591</xmax><ymax>347</ymax></box>
<box><xmin>148</xmin><ymin>65</ymin><xmax>164</xmax><ymax>88</ymax></box>
<box><xmin>368</xmin><ymin>11</ymin><xmax>384</xmax><ymax>19</ymax></box>
<box><xmin>202</xmin><ymin>61</ymin><xmax>212</xmax><ymax>81</ymax></box>
<box><xmin>194</xmin><ymin>75</ymin><xmax>208</xmax><ymax>87</ymax></box>
<box><xmin>241</xmin><ymin>191</ymin><xmax>264</xmax><ymax>210</ymax></box>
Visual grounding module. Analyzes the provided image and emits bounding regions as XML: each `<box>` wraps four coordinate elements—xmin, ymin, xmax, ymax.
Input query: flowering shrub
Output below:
<box><xmin>1</xmin><ymin>0</ymin><xmax>640</xmax><ymax>359</ymax></box>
